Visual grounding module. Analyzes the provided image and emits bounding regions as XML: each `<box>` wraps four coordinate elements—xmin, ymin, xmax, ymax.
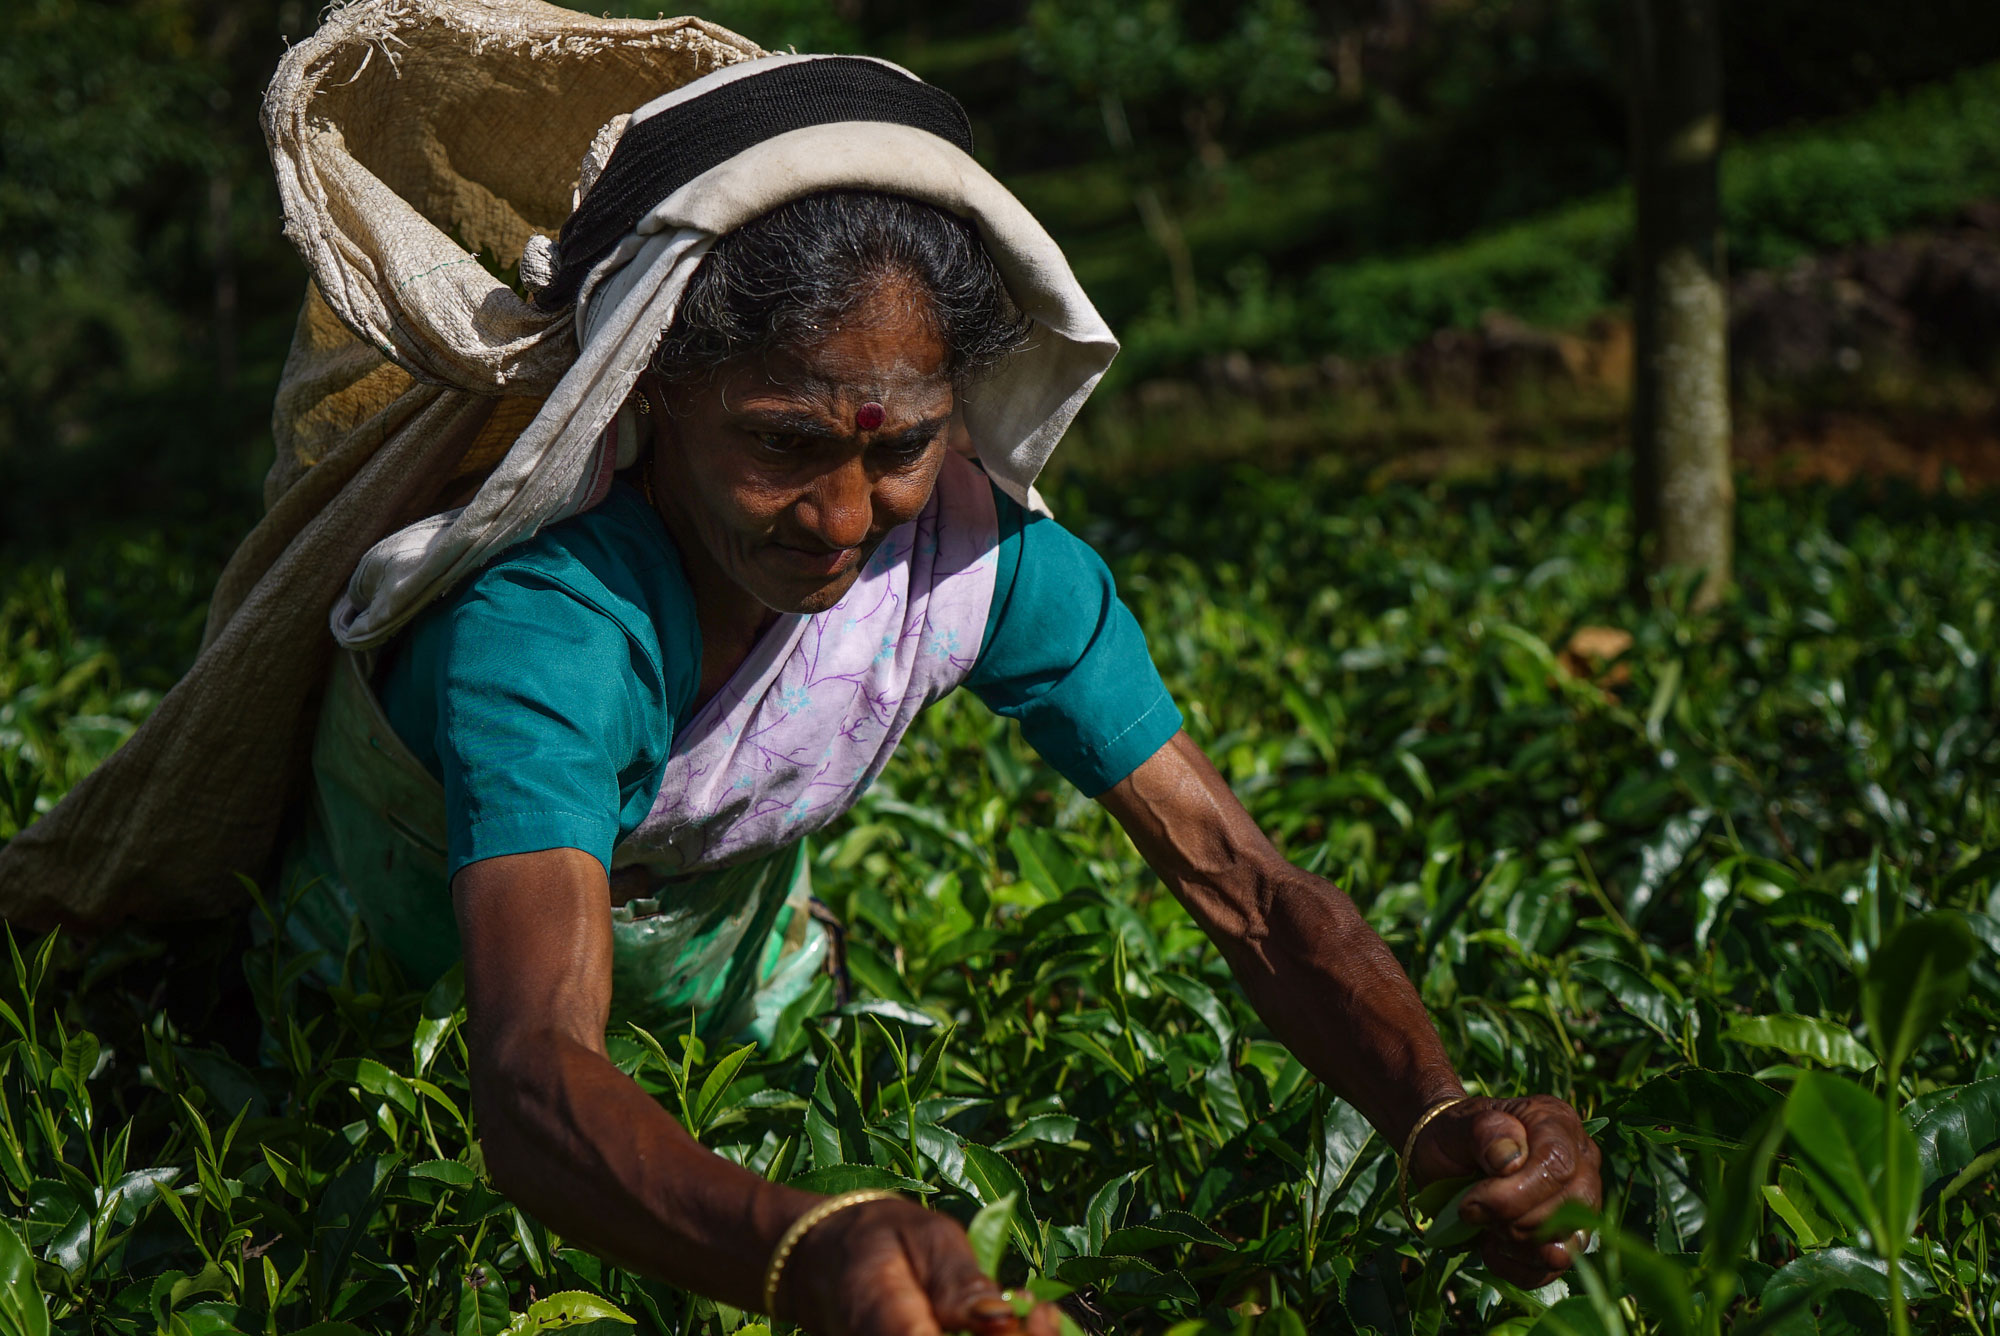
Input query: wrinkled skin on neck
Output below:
<box><xmin>639</xmin><ymin>276</ymin><xmax>955</xmax><ymax>705</ymax></box>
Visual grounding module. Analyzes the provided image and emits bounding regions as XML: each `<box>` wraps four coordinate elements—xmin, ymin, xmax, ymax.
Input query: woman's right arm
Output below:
<box><xmin>453</xmin><ymin>847</ymin><xmax>1049</xmax><ymax>1336</ymax></box>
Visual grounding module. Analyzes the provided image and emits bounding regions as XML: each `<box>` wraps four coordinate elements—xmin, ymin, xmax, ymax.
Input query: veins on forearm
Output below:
<box><xmin>1102</xmin><ymin>735</ymin><xmax>1464</xmax><ymax>1138</ymax></box>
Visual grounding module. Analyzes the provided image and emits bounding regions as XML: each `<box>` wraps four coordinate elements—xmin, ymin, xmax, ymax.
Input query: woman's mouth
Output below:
<box><xmin>772</xmin><ymin>543</ymin><xmax>861</xmax><ymax>579</ymax></box>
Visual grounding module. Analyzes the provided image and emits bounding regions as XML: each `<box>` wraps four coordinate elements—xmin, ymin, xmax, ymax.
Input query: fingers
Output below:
<box><xmin>1022</xmin><ymin>1300</ymin><xmax>1064</xmax><ymax>1336</ymax></box>
<box><xmin>1460</xmin><ymin>1098</ymin><xmax>1600</xmax><ymax>1228</ymax></box>
<box><xmin>916</xmin><ymin>1221</ymin><xmax>1009</xmax><ymax>1332</ymax></box>
<box><xmin>907</xmin><ymin>1227</ymin><xmax>1067</xmax><ymax>1336</ymax></box>
<box><xmin>961</xmin><ymin>1295</ymin><xmax>1022</xmax><ymax>1336</ymax></box>
<box><xmin>811</xmin><ymin>1203</ymin><xmax>1059</xmax><ymax>1336</ymax></box>
<box><xmin>1480</xmin><ymin>1232</ymin><xmax>1577</xmax><ymax>1289</ymax></box>
<box><xmin>1415</xmin><ymin>1100</ymin><xmax>1532</xmax><ymax>1184</ymax></box>
<box><xmin>1469</xmin><ymin>1105</ymin><xmax>1531</xmax><ymax>1176</ymax></box>
<box><xmin>843</xmin><ymin>1252</ymin><xmax>946</xmax><ymax>1336</ymax></box>
<box><xmin>1480</xmin><ymin>1222</ymin><xmax>1589</xmax><ymax>1288</ymax></box>
<box><xmin>1436</xmin><ymin>1095</ymin><xmax>1598</xmax><ymax>1294</ymax></box>
<box><xmin>797</xmin><ymin>1201</ymin><xmax>959</xmax><ymax>1336</ymax></box>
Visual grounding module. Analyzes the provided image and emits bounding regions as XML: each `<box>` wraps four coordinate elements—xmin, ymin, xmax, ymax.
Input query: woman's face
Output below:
<box><xmin>645</xmin><ymin>275</ymin><xmax>955</xmax><ymax>616</ymax></box>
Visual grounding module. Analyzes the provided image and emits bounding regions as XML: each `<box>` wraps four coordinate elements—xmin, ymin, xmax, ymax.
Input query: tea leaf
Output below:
<box><xmin>1784</xmin><ymin>1073</ymin><xmax>1919</xmax><ymax>1248</ymax></box>
<box><xmin>1861</xmin><ymin>913</ymin><xmax>1979</xmax><ymax>1077</ymax></box>
<box><xmin>0</xmin><ymin>1216</ymin><xmax>49</xmax><ymax>1336</ymax></box>
<box><xmin>1726</xmin><ymin>1014</ymin><xmax>1877</xmax><ymax>1072</ymax></box>
<box><xmin>1906</xmin><ymin>1075</ymin><xmax>2000</xmax><ymax>1202</ymax></box>
<box><xmin>1757</xmin><ymin>1246</ymin><xmax>1933</xmax><ymax>1313</ymax></box>
<box><xmin>787</xmin><ymin>1164</ymin><xmax>931</xmax><ymax>1195</ymax></box>
<box><xmin>993</xmin><ymin>1115</ymin><xmax>1079</xmax><ymax>1152</ymax></box>
<box><xmin>690</xmin><ymin>1042</ymin><xmax>757</xmax><ymax>1133</ymax></box>
<box><xmin>522</xmin><ymin>1292</ymin><xmax>634</xmax><ymax>1328</ymax></box>
<box><xmin>966</xmin><ymin>1192</ymin><xmax>1016</xmax><ymax>1279</ymax></box>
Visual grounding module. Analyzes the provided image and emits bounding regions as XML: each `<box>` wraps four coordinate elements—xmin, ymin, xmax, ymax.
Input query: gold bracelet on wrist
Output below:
<box><xmin>762</xmin><ymin>1189</ymin><xmax>898</xmax><ymax>1318</ymax></box>
<box><xmin>1398</xmin><ymin>1095</ymin><xmax>1472</xmax><ymax>1228</ymax></box>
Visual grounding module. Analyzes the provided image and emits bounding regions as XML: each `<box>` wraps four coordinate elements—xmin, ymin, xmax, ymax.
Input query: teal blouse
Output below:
<box><xmin>378</xmin><ymin>481</ymin><xmax>1181</xmax><ymax>878</ymax></box>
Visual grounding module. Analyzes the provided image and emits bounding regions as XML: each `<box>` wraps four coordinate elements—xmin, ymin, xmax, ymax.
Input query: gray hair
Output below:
<box><xmin>649</xmin><ymin>190</ymin><xmax>1031</xmax><ymax>386</ymax></box>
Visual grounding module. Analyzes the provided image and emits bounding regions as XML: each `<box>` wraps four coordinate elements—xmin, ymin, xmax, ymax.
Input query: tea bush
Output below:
<box><xmin>1</xmin><ymin>458</ymin><xmax>1996</xmax><ymax>1335</ymax></box>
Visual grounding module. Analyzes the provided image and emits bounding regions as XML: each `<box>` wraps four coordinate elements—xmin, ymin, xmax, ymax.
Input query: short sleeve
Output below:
<box><xmin>966</xmin><ymin>490</ymin><xmax>1182</xmax><ymax>795</ymax></box>
<box><xmin>428</xmin><ymin>569</ymin><xmax>670</xmax><ymax>878</ymax></box>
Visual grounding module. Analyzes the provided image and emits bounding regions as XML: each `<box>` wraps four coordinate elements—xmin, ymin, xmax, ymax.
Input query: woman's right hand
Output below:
<box><xmin>779</xmin><ymin>1197</ymin><xmax>1061</xmax><ymax>1336</ymax></box>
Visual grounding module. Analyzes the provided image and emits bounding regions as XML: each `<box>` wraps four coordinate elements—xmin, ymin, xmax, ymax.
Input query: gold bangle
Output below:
<box><xmin>1398</xmin><ymin>1095</ymin><xmax>1472</xmax><ymax>1228</ymax></box>
<box><xmin>762</xmin><ymin>1190</ymin><xmax>898</xmax><ymax>1318</ymax></box>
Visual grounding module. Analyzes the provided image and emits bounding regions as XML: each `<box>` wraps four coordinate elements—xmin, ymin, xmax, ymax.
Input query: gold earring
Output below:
<box><xmin>633</xmin><ymin>395</ymin><xmax>651</xmax><ymax>415</ymax></box>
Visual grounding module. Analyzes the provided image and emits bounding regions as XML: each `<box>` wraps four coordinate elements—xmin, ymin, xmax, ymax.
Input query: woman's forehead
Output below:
<box><xmin>730</xmin><ymin>301</ymin><xmax>952</xmax><ymax>403</ymax></box>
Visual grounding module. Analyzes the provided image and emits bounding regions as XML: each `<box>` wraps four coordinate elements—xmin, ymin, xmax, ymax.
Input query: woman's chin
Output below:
<box><xmin>757</xmin><ymin>564</ymin><xmax>866</xmax><ymax>616</ymax></box>
<box><xmin>749</xmin><ymin>542</ymin><xmax>874</xmax><ymax>614</ymax></box>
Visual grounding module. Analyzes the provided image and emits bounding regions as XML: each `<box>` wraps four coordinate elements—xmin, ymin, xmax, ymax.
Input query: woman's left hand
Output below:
<box><xmin>1407</xmin><ymin>1094</ymin><xmax>1603</xmax><ymax>1287</ymax></box>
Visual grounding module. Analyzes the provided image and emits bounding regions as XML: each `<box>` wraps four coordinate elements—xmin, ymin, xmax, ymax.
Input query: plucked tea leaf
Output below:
<box><xmin>1418</xmin><ymin>1182</ymin><xmax>1480</xmax><ymax>1251</ymax></box>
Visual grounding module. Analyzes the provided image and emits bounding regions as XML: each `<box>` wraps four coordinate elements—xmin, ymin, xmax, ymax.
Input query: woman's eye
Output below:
<box><xmin>756</xmin><ymin>433</ymin><xmax>808</xmax><ymax>454</ymax></box>
<box><xmin>877</xmin><ymin>432</ymin><xmax>939</xmax><ymax>462</ymax></box>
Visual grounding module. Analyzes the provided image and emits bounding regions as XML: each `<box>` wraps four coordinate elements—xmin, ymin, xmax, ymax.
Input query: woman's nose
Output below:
<box><xmin>800</xmin><ymin>455</ymin><xmax>874</xmax><ymax>549</ymax></box>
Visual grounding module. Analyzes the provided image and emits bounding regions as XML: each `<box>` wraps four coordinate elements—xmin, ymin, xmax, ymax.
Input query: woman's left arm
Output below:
<box><xmin>1096</xmin><ymin>730</ymin><xmax>1601</xmax><ymax>1285</ymax></box>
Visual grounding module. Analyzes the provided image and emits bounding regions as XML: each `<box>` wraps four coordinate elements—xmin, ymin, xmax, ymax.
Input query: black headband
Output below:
<box><xmin>538</xmin><ymin>57</ymin><xmax>976</xmax><ymax>309</ymax></box>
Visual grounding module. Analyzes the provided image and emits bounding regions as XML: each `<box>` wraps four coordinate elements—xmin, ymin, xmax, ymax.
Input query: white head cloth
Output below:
<box><xmin>331</xmin><ymin>52</ymin><xmax>1118</xmax><ymax>650</ymax></box>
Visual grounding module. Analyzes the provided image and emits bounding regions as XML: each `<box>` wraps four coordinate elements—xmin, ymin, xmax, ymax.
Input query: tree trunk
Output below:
<box><xmin>1628</xmin><ymin>0</ymin><xmax>1733</xmax><ymax>610</ymax></box>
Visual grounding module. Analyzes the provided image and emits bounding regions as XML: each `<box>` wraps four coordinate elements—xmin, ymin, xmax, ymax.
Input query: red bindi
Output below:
<box><xmin>855</xmin><ymin>401</ymin><xmax>885</xmax><ymax>431</ymax></box>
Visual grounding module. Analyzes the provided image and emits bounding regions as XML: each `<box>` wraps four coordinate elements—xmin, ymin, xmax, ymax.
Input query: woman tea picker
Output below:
<box><xmin>287</xmin><ymin>54</ymin><xmax>1602</xmax><ymax>1336</ymax></box>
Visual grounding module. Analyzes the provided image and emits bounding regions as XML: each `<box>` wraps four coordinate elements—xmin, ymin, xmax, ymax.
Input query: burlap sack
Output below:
<box><xmin>0</xmin><ymin>0</ymin><xmax>761</xmax><ymax>926</ymax></box>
